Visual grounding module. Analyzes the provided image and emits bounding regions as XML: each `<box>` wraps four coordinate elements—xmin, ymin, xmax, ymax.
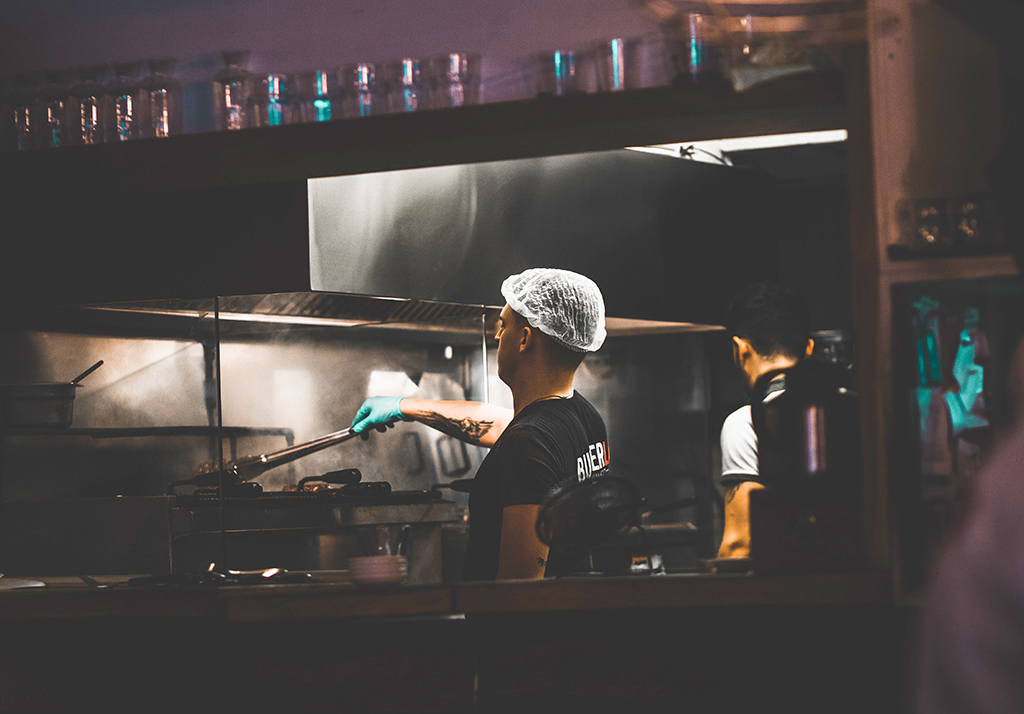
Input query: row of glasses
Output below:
<box><xmin>213</xmin><ymin>50</ymin><xmax>481</xmax><ymax>132</ymax></box>
<box><xmin>17</xmin><ymin>62</ymin><xmax>146</xmax><ymax>148</ymax></box>
<box><xmin>534</xmin><ymin>34</ymin><xmax>692</xmax><ymax>97</ymax></box>
<box><xmin>0</xmin><ymin>60</ymin><xmax>183</xmax><ymax>150</ymax></box>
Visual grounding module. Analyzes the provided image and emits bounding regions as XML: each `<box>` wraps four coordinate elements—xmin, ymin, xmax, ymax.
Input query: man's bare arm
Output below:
<box><xmin>496</xmin><ymin>504</ymin><xmax>549</xmax><ymax>580</ymax></box>
<box><xmin>718</xmin><ymin>481</ymin><xmax>765</xmax><ymax>559</ymax></box>
<box><xmin>400</xmin><ymin>399</ymin><xmax>514</xmax><ymax>448</ymax></box>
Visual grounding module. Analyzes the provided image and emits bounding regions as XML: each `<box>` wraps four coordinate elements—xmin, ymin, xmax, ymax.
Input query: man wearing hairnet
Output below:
<box><xmin>350</xmin><ymin>268</ymin><xmax>610</xmax><ymax>581</ymax></box>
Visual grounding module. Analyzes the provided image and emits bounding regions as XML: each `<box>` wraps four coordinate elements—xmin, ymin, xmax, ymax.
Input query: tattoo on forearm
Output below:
<box><xmin>537</xmin><ymin>557</ymin><xmax>546</xmax><ymax>567</ymax></box>
<box><xmin>420</xmin><ymin>411</ymin><xmax>494</xmax><ymax>443</ymax></box>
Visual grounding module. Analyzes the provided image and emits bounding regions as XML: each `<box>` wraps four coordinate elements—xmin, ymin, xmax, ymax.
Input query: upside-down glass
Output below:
<box><xmin>69</xmin><ymin>65</ymin><xmax>111</xmax><ymax>145</ymax></box>
<box><xmin>251</xmin><ymin>73</ymin><xmax>293</xmax><ymax>127</ymax></box>
<box><xmin>382</xmin><ymin>58</ymin><xmax>423</xmax><ymax>113</ymax></box>
<box><xmin>426</xmin><ymin>52</ymin><xmax>480</xmax><ymax>108</ymax></box>
<box><xmin>141</xmin><ymin>59</ymin><xmax>182</xmax><ymax>138</ymax></box>
<box><xmin>39</xmin><ymin>68</ymin><xmax>76</xmax><ymax>148</ymax></box>
<box><xmin>340</xmin><ymin>63</ymin><xmax>377</xmax><ymax>118</ymax></box>
<box><xmin>7</xmin><ymin>74</ymin><xmax>40</xmax><ymax>151</ymax></box>
<box><xmin>294</xmin><ymin>70</ymin><xmax>334</xmax><ymax>123</ymax></box>
<box><xmin>536</xmin><ymin>50</ymin><xmax>577</xmax><ymax>96</ymax></box>
<box><xmin>108</xmin><ymin>61</ymin><xmax>144</xmax><ymax>141</ymax></box>
<box><xmin>594</xmin><ymin>38</ymin><xmax>628</xmax><ymax>91</ymax></box>
<box><xmin>213</xmin><ymin>50</ymin><xmax>253</xmax><ymax>131</ymax></box>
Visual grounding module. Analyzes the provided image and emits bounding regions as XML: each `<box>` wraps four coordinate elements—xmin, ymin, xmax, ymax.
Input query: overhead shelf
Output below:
<box><xmin>4</xmin><ymin>70</ymin><xmax>846</xmax><ymax>194</ymax></box>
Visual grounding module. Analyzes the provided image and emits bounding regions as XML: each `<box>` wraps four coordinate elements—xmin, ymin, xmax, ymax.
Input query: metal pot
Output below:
<box><xmin>0</xmin><ymin>360</ymin><xmax>103</xmax><ymax>429</ymax></box>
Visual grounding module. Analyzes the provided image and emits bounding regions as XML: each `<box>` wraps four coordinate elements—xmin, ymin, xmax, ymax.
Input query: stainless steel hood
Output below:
<box><xmin>73</xmin><ymin>291</ymin><xmax>722</xmax><ymax>340</ymax></box>
<box><xmin>309</xmin><ymin>147</ymin><xmax>779</xmax><ymax>325</ymax></box>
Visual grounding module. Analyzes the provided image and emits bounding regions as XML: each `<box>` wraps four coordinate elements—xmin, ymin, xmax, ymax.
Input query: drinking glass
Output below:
<box><xmin>213</xmin><ymin>50</ymin><xmax>253</xmax><ymax>131</ymax></box>
<box><xmin>425</xmin><ymin>52</ymin><xmax>480</xmax><ymax>108</ymax></box>
<box><xmin>339</xmin><ymin>63</ymin><xmax>377</xmax><ymax>118</ymax></box>
<box><xmin>536</xmin><ymin>50</ymin><xmax>577</xmax><ymax>96</ymax></box>
<box><xmin>593</xmin><ymin>38</ymin><xmax>628</xmax><ymax>92</ymax></box>
<box><xmin>251</xmin><ymin>73</ymin><xmax>294</xmax><ymax>127</ymax></box>
<box><xmin>5</xmin><ymin>73</ymin><xmax>41</xmax><ymax>151</ymax></box>
<box><xmin>141</xmin><ymin>59</ymin><xmax>182</xmax><ymax>138</ymax></box>
<box><xmin>294</xmin><ymin>70</ymin><xmax>335</xmax><ymax>123</ymax></box>
<box><xmin>69</xmin><ymin>65</ymin><xmax>111</xmax><ymax>145</ymax></box>
<box><xmin>108</xmin><ymin>61</ymin><xmax>145</xmax><ymax>141</ymax></box>
<box><xmin>38</xmin><ymin>68</ymin><xmax>76</xmax><ymax>148</ymax></box>
<box><xmin>382</xmin><ymin>58</ymin><xmax>423</xmax><ymax>113</ymax></box>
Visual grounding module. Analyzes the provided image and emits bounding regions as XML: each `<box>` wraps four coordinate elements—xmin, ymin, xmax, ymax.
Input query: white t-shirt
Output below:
<box><xmin>720</xmin><ymin>384</ymin><xmax>785</xmax><ymax>486</ymax></box>
<box><xmin>720</xmin><ymin>405</ymin><xmax>760</xmax><ymax>484</ymax></box>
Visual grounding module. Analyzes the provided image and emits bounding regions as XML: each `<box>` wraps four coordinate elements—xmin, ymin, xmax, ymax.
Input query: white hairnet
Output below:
<box><xmin>500</xmin><ymin>268</ymin><xmax>607</xmax><ymax>352</ymax></box>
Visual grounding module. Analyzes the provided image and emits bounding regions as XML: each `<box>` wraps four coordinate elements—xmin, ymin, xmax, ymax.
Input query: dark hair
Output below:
<box><xmin>726</xmin><ymin>282</ymin><xmax>811</xmax><ymax>359</ymax></box>
<box><xmin>542</xmin><ymin>333</ymin><xmax>588</xmax><ymax>371</ymax></box>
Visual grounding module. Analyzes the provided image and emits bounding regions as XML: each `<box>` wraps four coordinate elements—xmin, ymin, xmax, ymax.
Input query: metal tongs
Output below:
<box><xmin>168</xmin><ymin>426</ymin><xmax>363</xmax><ymax>493</ymax></box>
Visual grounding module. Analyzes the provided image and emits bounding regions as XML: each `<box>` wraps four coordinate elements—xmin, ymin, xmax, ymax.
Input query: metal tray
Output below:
<box><xmin>0</xmin><ymin>383</ymin><xmax>79</xmax><ymax>429</ymax></box>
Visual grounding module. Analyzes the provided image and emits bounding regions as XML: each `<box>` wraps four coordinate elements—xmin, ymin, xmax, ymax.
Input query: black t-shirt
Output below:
<box><xmin>462</xmin><ymin>392</ymin><xmax>609</xmax><ymax>582</ymax></box>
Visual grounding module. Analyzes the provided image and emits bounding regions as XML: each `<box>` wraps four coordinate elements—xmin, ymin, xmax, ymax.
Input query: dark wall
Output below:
<box><xmin>730</xmin><ymin>142</ymin><xmax>853</xmax><ymax>332</ymax></box>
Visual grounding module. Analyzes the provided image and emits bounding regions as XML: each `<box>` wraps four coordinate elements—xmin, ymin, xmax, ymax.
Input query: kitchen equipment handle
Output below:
<box><xmin>341</xmin><ymin>482</ymin><xmax>392</xmax><ymax>498</ymax></box>
<box><xmin>298</xmin><ymin>468</ymin><xmax>362</xmax><ymax>489</ymax></box>
<box><xmin>233</xmin><ymin>427</ymin><xmax>362</xmax><ymax>481</ymax></box>
<box><xmin>71</xmin><ymin>360</ymin><xmax>104</xmax><ymax>385</ymax></box>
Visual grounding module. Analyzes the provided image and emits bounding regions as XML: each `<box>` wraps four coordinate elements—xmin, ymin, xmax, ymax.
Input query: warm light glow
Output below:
<box><xmin>83</xmin><ymin>306</ymin><xmax>368</xmax><ymax>328</ymax></box>
<box><xmin>627</xmin><ymin>129</ymin><xmax>847</xmax><ymax>163</ymax></box>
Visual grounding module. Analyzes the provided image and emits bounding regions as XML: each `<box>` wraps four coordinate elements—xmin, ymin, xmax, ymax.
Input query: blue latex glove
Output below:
<box><xmin>350</xmin><ymin>396</ymin><xmax>409</xmax><ymax>434</ymax></box>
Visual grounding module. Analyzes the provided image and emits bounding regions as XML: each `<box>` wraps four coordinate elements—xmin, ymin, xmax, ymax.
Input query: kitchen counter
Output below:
<box><xmin>0</xmin><ymin>570</ymin><xmax>912</xmax><ymax>713</ymax></box>
<box><xmin>0</xmin><ymin>569</ymin><xmax>893</xmax><ymax>623</ymax></box>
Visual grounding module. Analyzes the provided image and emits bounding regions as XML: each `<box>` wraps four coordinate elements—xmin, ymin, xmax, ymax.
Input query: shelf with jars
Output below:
<box><xmin>2</xmin><ymin>66</ymin><xmax>846</xmax><ymax>195</ymax></box>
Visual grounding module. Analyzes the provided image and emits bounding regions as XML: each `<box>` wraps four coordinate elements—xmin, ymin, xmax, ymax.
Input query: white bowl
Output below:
<box><xmin>348</xmin><ymin>555</ymin><xmax>407</xmax><ymax>586</ymax></box>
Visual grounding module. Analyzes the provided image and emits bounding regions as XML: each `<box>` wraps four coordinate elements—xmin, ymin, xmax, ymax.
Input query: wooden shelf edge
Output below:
<box><xmin>3</xmin><ymin>72</ymin><xmax>846</xmax><ymax>194</ymax></box>
<box><xmin>880</xmin><ymin>253</ymin><xmax>1018</xmax><ymax>285</ymax></box>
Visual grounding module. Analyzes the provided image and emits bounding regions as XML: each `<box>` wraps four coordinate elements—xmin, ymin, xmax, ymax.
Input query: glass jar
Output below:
<box><xmin>141</xmin><ymin>59</ymin><xmax>183</xmax><ymax>138</ymax></box>
<box><xmin>38</xmin><ymin>68</ymin><xmax>76</xmax><ymax>148</ymax></box>
<box><xmin>535</xmin><ymin>50</ymin><xmax>577</xmax><ymax>97</ymax></box>
<box><xmin>108</xmin><ymin>61</ymin><xmax>145</xmax><ymax>142</ymax></box>
<box><xmin>69</xmin><ymin>65</ymin><xmax>111</xmax><ymax>145</ymax></box>
<box><xmin>426</xmin><ymin>52</ymin><xmax>480</xmax><ymax>108</ymax></box>
<box><xmin>251</xmin><ymin>73</ymin><xmax>293</xmax><ymax>127</ymax></box>
<box><xmin>294</xmin><ymin>70</ymin><xmax>334</xmax><ymax>123</ymax></box>
<box><xmin>213</xmin><ymin>50</ymin><xmax>253</xmax><ymax>131</ymax></box>
<box><xmin>3</xmin><ymin>73</ymin><xmax>41</xmax><ymax>151</ymax></box>
<box><xmin>339</xmin><ymin>63</ymin><xmax>377</xmax><ymax>118</ymax></box>
<box><xmin>382</xmin><ymin>58</ymin><xmax>423</xmax><ymax>113</ymax></box>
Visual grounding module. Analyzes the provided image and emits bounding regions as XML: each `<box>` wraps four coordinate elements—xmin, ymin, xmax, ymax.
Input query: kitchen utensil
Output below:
<box><xmin>71</xmin><ymin>359</ymin><xmax>104</xmax><ymax>384</ymax></box>
<box><xmin>174</xmin><ymin>426</ymin><xmax>364</xmax><ymax>491</ymax></box>
<box><xmin>297</xmin><ymin>468</ymin><xmax>362</xmax><ymax>489</ymax></box>
<box><xmin>0</xmin><ymin>360</ymin><xmax>103</xmax><ymax>428</ymax></box>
